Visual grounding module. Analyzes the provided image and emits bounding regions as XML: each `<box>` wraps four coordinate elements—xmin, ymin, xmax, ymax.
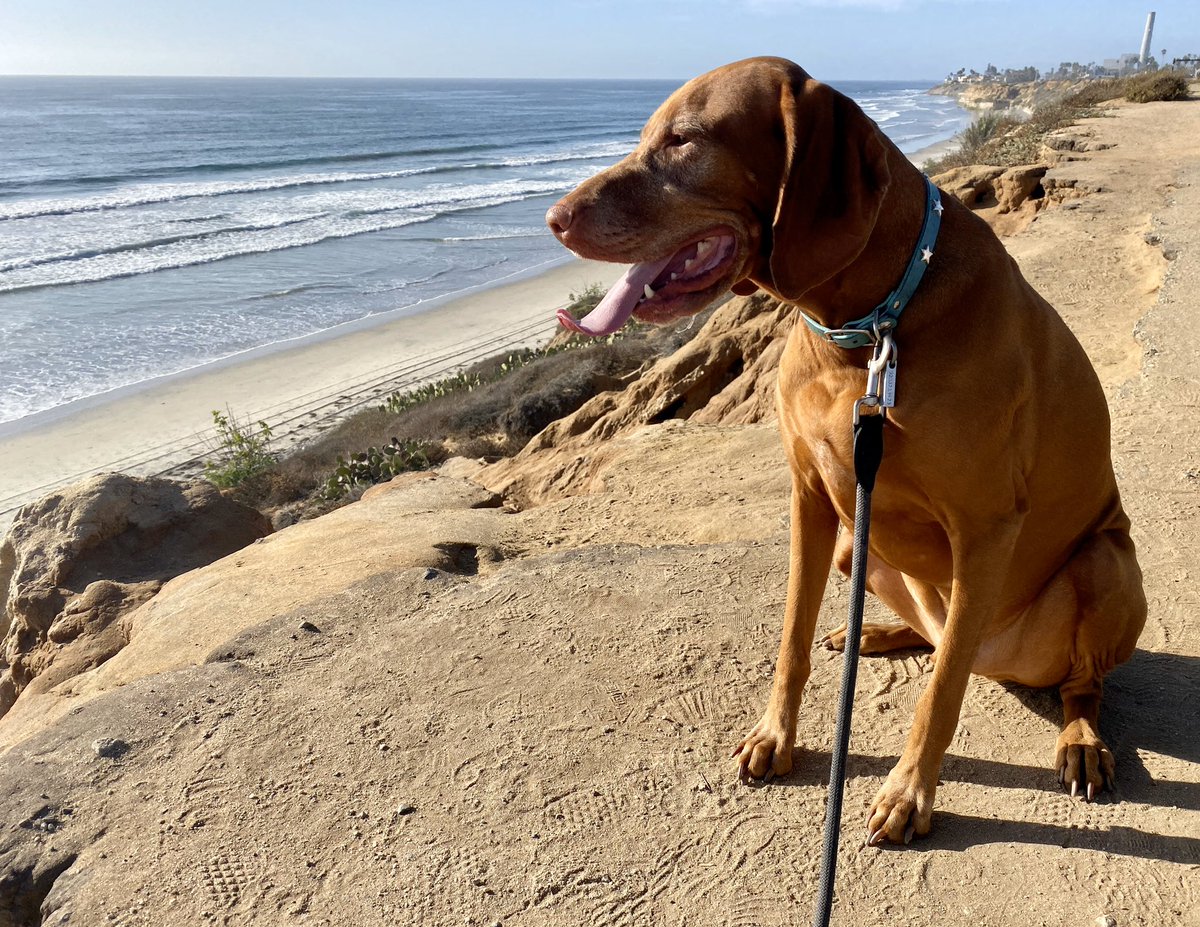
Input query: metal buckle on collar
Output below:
<box><xmin>823</xmin><ymin>314</ymin><xmax>894</xmax><ymax>347</ymax></box>
<box><xmin>822</xmin><ymin>326</ymin><xmax>874</xmax><ymax>344</ymax></box>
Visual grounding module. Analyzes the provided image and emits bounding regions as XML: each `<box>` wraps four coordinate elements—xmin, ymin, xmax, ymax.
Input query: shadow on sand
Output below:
<box><xmin>757</xmin><ymin>648</ymin><xmax>1199</xmax><ymax>864</ymax></box>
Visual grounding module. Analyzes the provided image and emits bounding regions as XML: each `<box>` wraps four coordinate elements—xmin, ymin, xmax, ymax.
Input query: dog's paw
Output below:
<box><xmin>820</xmin><ymin>624</ymin><xmax>850</xmax><ymax>652</ymax></box>
<box><xmin>821</xmin><ymin>622</ymin><xmax>931</xmax><ymax>655</ymax></box>
<box><xmin>730</xmin><ymin>716</ymin><xmax>795</xmax><ymax>784</ymax></box>
<box><xmin>866</xmin><ymin>767</ymin><xmax>935</xmax><ymax>846</ymax></box>
<box><xmin>1055</xmin><ymin>720</ymin><xmax>1114</xmax><ymax>801</ymax></box>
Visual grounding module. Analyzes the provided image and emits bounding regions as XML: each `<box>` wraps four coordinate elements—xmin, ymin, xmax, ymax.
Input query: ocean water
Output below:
<box><xmin>0</xmin><ymin>77</ymin><xmax>970</xmax><ymax>427</ymax></box>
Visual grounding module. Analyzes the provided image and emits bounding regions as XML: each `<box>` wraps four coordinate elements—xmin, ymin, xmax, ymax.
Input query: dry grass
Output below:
<box><xmin>228</xmin><ymin>296</ymin><xmax>719</xmax><ymax>519</ymax></box>
<box><xmin>925</xmin><ymin>72</ymin><xmax>1193</xmax><ymax>175</ymax></box>
<box><xmin>1123</xmin><ymin>71</ymin><xmax>1191</xmax><ymax>103</ymax></box>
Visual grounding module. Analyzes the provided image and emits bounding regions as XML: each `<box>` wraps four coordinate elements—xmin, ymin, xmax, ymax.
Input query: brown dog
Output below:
<box><xmin>546</xmin><ymin>57</ymin><xmax>1146</xmax><ymax>844</ymax></box>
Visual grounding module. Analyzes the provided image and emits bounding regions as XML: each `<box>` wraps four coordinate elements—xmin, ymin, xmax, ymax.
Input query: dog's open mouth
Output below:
<box><xmin>557</xmin><ymin>228</ymin><xmax>738</xmax><ymax>336</ymax></box>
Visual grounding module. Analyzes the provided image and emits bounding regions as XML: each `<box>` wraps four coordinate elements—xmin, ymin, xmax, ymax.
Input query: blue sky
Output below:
<box><xmin>2</xmin><ymin>0</ymin><xmax>1197</xmax><ymax>81</ymax></box>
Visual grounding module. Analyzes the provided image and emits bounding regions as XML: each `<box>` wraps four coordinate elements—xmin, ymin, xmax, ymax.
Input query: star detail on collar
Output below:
<box><xmin>921</xmin><ymin>247</ymin><xmax>934</xmax><ymax>264</ymax></box>
<box><xmin>933</xmin><ymin>197</ymin><xmax>944</xmax><ymax>216</ymax></box>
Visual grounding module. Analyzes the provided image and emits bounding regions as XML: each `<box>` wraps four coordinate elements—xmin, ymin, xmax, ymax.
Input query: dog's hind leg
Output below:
<box><xmin>824</xmin><ymin>530</ymin><xmax>944</xmax><ymax>654</ymax></box>
<box><xmin>821</xmin><ymin>621</ymin><xmax>930</xmax><ymax>654</ymax></box>
<box><xmin>1050</xmin><ymin>526</ymin><xmax>1146</xmax><ymax>800</ymax></box>
<box><xmin>1056</xmin><ymin>675</ymin><xmax>1112</xmax><ymax>799</ymax></box>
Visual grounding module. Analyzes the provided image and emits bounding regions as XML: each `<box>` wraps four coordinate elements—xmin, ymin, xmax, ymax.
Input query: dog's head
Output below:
<box><xmin>548</xmin><ymin>57</ymin><xmax>892</xmax><ymax>333</ymax></box>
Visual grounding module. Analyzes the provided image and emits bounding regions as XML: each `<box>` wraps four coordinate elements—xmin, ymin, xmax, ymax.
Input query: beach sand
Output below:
<box><xmin>0</xmin><ymin>258</ymin><xmax>624</xmax><ymax>528</ymax></box>
<box><xmin>907</xmin><ymin>136</ymin><xmax>961</xmax><ymax>167</ymax></box>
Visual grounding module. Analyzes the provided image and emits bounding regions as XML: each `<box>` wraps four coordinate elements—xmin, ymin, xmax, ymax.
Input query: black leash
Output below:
<box><xmin>812</xmin><ymin>334</ymin><xmax>891</xmax><ymax>927</ymax></box>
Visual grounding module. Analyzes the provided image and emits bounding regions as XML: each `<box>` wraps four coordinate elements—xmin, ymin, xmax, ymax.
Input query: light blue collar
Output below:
<box><xmin>800</xmin><ymin>176</ymin><xmax>944</xmax><ymax>349</ymax></box>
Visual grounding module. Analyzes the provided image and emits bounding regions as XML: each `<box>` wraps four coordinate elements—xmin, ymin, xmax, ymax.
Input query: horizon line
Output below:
<box><xmin>0</xmin><ymin>72</ymin><xmax>945</xmax><ymax>84</ymax></box>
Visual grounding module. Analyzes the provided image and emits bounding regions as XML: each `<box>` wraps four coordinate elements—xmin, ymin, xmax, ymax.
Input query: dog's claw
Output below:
<box><xmin>867</xmin><ymin>827</ymin><xmax>883</xmax><ymax>847</ymax></box>
<box><xmin>1070</xmin><ymin>779</ymin><xmax>1078</xmax><ymax>799</ymax></box>
<box><xmin>904</xmin><ymin>824</ymin><xmax>914</xmax><ymax>845</ymax></box>
<box><xmin>1086</xmin><ymin>781</ymin><xmax>1094</xmax><ymax>802</ymax></box>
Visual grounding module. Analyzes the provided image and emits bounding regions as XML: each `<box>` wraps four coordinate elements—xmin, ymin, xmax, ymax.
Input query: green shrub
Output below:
<box><xmin>378</xmin><ymin>347</ymin><xmax>554</xmax><ymax>416</ymax></box>
<box><xmin>1063</xmin><ymin>78</ymin><xmax>1124</xmax><ymax>109</ymax></box>
<box><xmin>203</xmin><ymin>408</ymin><xmax>277</xmax><ymax>489</ymax></box>
<box><xmin>381</xmin><ymin>369</ymin><xmax>486</xmax><ymax>415</ymax></box>
<box><xmin>323</xmin><ymin>437</ymin><xmax>431</xmax><ymax>499</ymax></box>
<box><xmin>960</xmin><ymin>113</ymin><xmax>1012</xmax><ymax>152</ymax></box>
<box><xmin>565</xmin><ymin>282</ymin><xmax>605</xmax><ymax>317</ymax></box>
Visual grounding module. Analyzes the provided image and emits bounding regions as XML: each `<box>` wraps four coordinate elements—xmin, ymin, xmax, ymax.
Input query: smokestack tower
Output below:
<box><xmin>1139</xmin><ymin>12</ymin><xmax>1156</xmax><ymax>68</ymax></box>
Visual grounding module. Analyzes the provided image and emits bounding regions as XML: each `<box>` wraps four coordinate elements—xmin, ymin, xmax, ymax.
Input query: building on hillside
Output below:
<box><xmin>1101</xmin><ymin>53</ymin><xmax>1142</xmax><ymax>76</ymax></box>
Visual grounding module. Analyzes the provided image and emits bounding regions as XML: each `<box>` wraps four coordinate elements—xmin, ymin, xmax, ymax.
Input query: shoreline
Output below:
<box><xmin>907</xmin><ymin>135</ymin><xmax>962</xmax><ymax>167</ymax></box>
<box><xmin>0</xmin><ymin>257</ymin><xmax>624</xmax><ymax>527</ymax></box>
<box><xmin>0</xmin><ymin>93</ymin><xmax>972</xmax><ymax>528</ymax></box>
<box><xmin>0</xmin><ymin>255</ymin><xmax>584</xmax><ymax>441</ymax></box>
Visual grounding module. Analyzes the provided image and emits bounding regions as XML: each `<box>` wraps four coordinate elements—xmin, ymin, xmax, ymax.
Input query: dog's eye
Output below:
<box><xmin>664</xmin><ymin>132</ymin><xmax>690</xmax><ymax>149</ymax></box>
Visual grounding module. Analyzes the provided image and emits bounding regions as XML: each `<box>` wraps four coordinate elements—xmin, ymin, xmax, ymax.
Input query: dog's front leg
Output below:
<box><xmin>866</xmin><ymin>517</ymin><xmax>1023</xmax><ymax>844</ymax></box>
<box><xmin>732</xmin><ymin>478</ymin><xmax>838</xmax><ymax>781</ymax></box>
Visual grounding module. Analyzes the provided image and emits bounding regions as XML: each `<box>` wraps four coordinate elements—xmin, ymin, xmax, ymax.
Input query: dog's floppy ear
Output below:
<box><xmin>768</xmin><ymin>78</ymin><xmax>891</xmax><ymax>301</ymax></box>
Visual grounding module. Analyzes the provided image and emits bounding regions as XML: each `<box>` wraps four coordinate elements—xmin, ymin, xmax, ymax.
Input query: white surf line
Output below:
<box><xmin>0</xmin><ymin>308</ymin><xmax>562</xmax><ymax>520</ymax></box>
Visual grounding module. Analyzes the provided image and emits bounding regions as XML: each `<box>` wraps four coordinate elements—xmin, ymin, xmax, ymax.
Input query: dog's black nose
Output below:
<box><xmin>546</xmin><ymin>201</ymin><xmax>574</xmax><ymax>238</ymax></box>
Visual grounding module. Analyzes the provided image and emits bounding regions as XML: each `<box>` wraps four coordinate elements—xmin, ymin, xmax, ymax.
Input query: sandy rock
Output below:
<box><xmin>932</xmin><ymin>163</ymin><xmax>1050</xmax><ymax>214</ymax></box>
<box><xmin>931</xmin><ymin>164</ymin><xmax>1005</xmax><ymax>208</ymax></box>
<box><xmin>1043</xmin><ymin>127</ymin><xmax>1117</xmax><ymax>154</ymax></box>
<box><xmin>933</xmin><ymin>163</ymin><xmax>1058</xmax><ymax>238</ymax></box>
<box><xmin>90</xmin><ymin>737</ymin><xmax>129</xmax><ymax>759</ymax></box>
<box><xmin>0</xmin><ymin>474</ymin><xmax>271</xmax><ymax>717</ymax></box>
<box><xmin>500</xmin><ymin>419</ymin><xmax>789</xmax><ymax>561</ymax></box>
<box><xmin>992</xmin><ymin>164</ymin><xmax>1049</xmax><ymax>213</ymax></box>
<box><xmin>0</xmin><ymin>472</ymin><xmax>507</xmax><ymax>751</ymax></box>
<box><xmin>930</xmin><ymin>78</ymin><xmax>1097</xmax><ymax>114</ymax></box>
<box><xmin>477</xmin><ymin>293</ymin><xmax>796</xmax><ymax>506</ymax></box>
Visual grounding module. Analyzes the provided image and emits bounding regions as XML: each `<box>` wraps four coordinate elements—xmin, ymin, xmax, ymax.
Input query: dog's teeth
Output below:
<box><xmin>670</xmin><ymin>273</ymin><xmax>678</xmax><ymax>281</ymax></box>
<box><xmin>643</xmin><ymin>284</ymin><xmax>656</xmax><ymax>300</ymax></box>
<box><xmin>696</xmin><ymin>238</ymin><xmax>713</xmax><ymax>256</ymax></box>
<box><xmin>684</xmin><ymin>259</ymin><xmax>695</xmax><ymax>270</ymax></box>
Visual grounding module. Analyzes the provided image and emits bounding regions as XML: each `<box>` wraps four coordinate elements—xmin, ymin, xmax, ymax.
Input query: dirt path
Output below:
<box><xmin>2</xmin><ymin>99</ymin><xmax>1198</xmax><ymax>927</ymax></box>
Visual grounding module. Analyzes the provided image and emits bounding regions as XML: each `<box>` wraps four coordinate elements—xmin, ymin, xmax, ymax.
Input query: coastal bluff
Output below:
<box><xmin>2</xmin><ymin>100</ymin><xmax>1199</xmax><ymax>926</ymax></box>
<box><xmin>929</xmin><ymin>77</ymin><xmax>1093</xmax><ymax>113</ymax></box>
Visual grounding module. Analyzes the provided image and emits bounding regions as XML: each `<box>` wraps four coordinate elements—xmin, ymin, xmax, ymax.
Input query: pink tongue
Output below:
<box><xmin>556</xmin><ymin>256</ymin><xmax>674</xmax><ymax>337</ymax></box>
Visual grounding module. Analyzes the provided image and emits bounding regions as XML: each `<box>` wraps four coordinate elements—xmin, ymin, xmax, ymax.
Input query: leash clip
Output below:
<box><xmin>853</xmin><ymin>332</ymin><xmax>896</xmax><ymax>425</ymax></box>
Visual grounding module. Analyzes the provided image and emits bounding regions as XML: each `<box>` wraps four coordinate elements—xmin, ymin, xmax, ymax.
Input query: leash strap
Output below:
<box><xmin>813</xmin><ymin>410</ymin><xmax>884</xmax><ymax>927</ymax></box>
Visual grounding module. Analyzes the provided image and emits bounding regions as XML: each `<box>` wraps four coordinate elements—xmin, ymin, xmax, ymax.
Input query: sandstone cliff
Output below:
<box><xmin>929</xmin><ymin>78</ymin><xmax>1091</xmax><ymax>113</ymax></box>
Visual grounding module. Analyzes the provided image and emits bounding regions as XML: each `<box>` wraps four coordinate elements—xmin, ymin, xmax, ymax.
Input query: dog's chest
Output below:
<box><xmin>803</xmin><ymin>422</ymin><xmax>954</xmax><ymax>585</ymax></box>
